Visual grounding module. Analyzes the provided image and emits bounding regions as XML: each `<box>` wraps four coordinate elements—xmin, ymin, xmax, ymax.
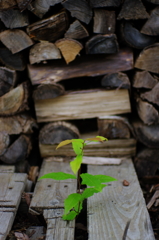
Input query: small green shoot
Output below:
<box><xmin>39</xmin><ymin>136</ymin><xmax>117</xmax><ymax>220</ymax></box>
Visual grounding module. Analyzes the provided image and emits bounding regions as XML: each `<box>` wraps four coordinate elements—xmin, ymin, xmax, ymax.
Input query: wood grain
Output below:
<box><xmin>87</xmin><ymin>158</ymin><xmax>155</xmax><ymax>240</ymax></box>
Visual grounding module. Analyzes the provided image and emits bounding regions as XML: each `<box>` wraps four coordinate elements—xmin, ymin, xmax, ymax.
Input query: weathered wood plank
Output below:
<box><xmin>28</xmin><ymin>48</ymin><xmax>133</xmax><ymax>85</ymax></box>
<box><xmin>0</xmin><ymin>209</ymin><xmax>15</xmax><ymax>240</ymax></box>
<box><xmin>43</xmin><ymin>209</ymin><xmax>75</xmax><ymax>240</ymax></box>
<box><xmin>87</xmin><ymin>158</ymin><xmax>155</xmax><ymax>240</ymax></box>
<box><xmin>29</xmin><ymin>161</ymin><xmax>77</xmax><ymax>214</ymax></box>
<box><xmin>34</xmin><ymin>89</ymin><xmax>131</xmax><ymax>122</ymax></box>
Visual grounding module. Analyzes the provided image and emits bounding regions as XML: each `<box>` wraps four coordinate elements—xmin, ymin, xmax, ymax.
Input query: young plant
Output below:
<box><xmin>39</xmin><ymin>136</ymin><xmax>117</xmax><ymax>220</ymax></box>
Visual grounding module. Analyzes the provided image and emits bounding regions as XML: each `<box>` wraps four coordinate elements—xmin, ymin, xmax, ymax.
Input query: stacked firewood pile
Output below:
<box><xmin>0</xmin><ymin>0</ymin><xmax>159</xmax><ymax>179</ymax></box>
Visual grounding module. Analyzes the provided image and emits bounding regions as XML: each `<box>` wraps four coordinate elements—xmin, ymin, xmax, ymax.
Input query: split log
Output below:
<box><xmin>101</xmin><ymin>72</ymin><xmax>130</xmax><ymax>89</ymax></box>
<box><xmin>16</xmin><ymin>0</ymin><xmax>32</xmax><ymax>11</ymax></box>
<box><xmin>136</xmin><ymin>98</ymin><xmax>159</xmax><ymax>125</ymax></box>
<box><xmin>64</xmin><ymin>20</ymin><xmax>89</xmax><ymax>39</ymax></box>
<box><xmin>89</xmin><ymin>0</ymin><xmax>121</xmax><ymax>7</ymax></box>
<box><xmin>121</xmin><ymin>22</ymin><xmax>155</xmax><ymax>49</ymax></box>
<box><xmin>0</xmin><ymin>29</ymin><xmax>33</xmax><ymax>54</ymax></box>
<box><xmin>0</xmin><ymin>132</ymin><xmax>10</xmax><ymax>156</ymax></box>
<box><xmin>0</xmin><ymin>67</ymin><xmax>17</xmax><ymax>97</ymax></box>
<box><xmin>0</xmin><ymin>47</ymin><xmax>26</xmax><ymax>71</ymax></box>
<box><xmin>55</xmin><ymin>38</ymin><xmax>83</xmax><ymax>64</ymax></box>
<box><xmin>0</xmin><ymin>0</ymin><xmax>16</xmax><ymax>10</ymax></box>
<box><xmin>62</xmin><ymin>0</ymin><xmax>92</xmax><ymax>24</ymax></box>
<box><xmin>0</xmin><ymin>114</ymin><xmax>37</xmax><ymax>135</ymax></box>
<box><xmin>85</xmin><ymin>34</ymin><xmax>119</xmax><ymax>54</ymax></box>
<box><xmin>135</xmin><ymin>43</ymin><xmax>159</xmax><ymax>73</ymax></box>
<box><xmin>0</xmin><ymin>82</ymin><xmax>29</xmax><ymax>116</ymax></box>
<box><xmin>134</xmin><ymin>148</ymin><xmax>159</xmax><ymax>178</ymax></box>
<box><xmin>0</xmin><ymin>9</ymin><xmax>29</xmax><ymax>29</ymax></box>
<box><xmin>0</xmin><ymin>135</ymin><xmax>31</xmax><ymax>164</ymax></box>
<box><xmin>28</xmin><ymin>48</ymin><xmax>133</xmax><ymax>85</ymax></box>
<box><xmin>132</xmin><ymin>71</ymin><xmax>158</xmax><ymax>89</ymax></box>
<box><xmin>140</xmin><ymin>82</ymin><xmax>159</xmax><ymax>106</ymax></box>
<box><xmin>39</xmin><ymin>121</ymin><xmax>80</xmax><ymax>145</ymax></box>
<box><xmin>33</xmin><ymin>83</ymin><xmax>65</xmax><ymax>101</ymax></box>
<box><xmin>132</xmin><ymin>120</ymin><xmax>159</xmax><ymax>148</ymax></box>
<box><xmin>97</xmin><ymin>116</ymin><xmax>131</xmax><ymax>139</ymax></box>
<box><xmin>93</xmin><ymin>9</ymin><xmax>115</xmax><ymax>34</ymax></box>
<box><xmin>117</xmin><ymin>0</ymin><xmax>149</xmax><ymax>20</ymax></box>
<box><xmin>141</xmin><ymin>7</ymin><xmax>159</xmax><ymax>36</ymax></box>
<box><xmin>29</xmin><ymin>42</ymin><xmax>61</xmax><ymax>64</ymax></box>
<box><xmin>34</xmin><ymin>89</ymin><xmax>131</xmax><ymax>122</ymax></box>
<box><xmin>30</xmin><ymin>0</ymin><xmax>63</xmax><ymax>18</ymax></box>
<box><xmin>26</xmin><ymin>10</ymin><xmax>69</xmax><ymax>42</ymax></box>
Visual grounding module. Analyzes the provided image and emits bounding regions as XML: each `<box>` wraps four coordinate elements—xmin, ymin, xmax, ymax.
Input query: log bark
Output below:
<box><xmin>0</xmin><ymin>9</ymin><xmax>29</xmax><ymax>29</ymax></box>
<box><xmin>39</xmin><ymin>121</ymin><xmax>80</xmax><ymax>145</ymax></box>
<box><xmin>64</xmin><ymin>20</ymin><xmax>89</xmax><ymax>39</ymax></box>
<box><xmin>101</xmin><ymin>72</ymin><xmax>130</xmax><ymax>89</ymax></box>
<box><xmin>132</xmin><ymin>120</ymin><xmax>159</xmax><ymax>148</ymax></box>
<box><xmin>117</xmin><ymin>0</ymin><xmax>149</xmax><ymax>20</ymax></box>
<box><xmin>0</xmin><ymin>67</ymin><xmax>17</xmax><ymax>97</ymax></box>
<box><xmin>33</xmin><ymin>83</ymin><xmax>65</xmax><ymax>101</ymax></box>
<box><xmin>0</xmin><ymin>132</ymin><xmax>10</xmax><ymax>156</ymax></box>
<box><xmin>134</xmin><ymin>147</ymin><xmax>159</xmax><ymax>178</ymax></box>
<box><xmin>141</xmin><ymin>7</ymin><xmax>159</xmax><ymax>36</ymax></box>
<box><xmin>132</xmin><ymin>71</ymin><xmax>158</xmax><ymax>89</ymax></box>
<box><xmin>30</xmin><ymin>0</ymin><xmax>63</xmax><ymax>18</ymax></box>
<box><xmin>62</xmin><ymin>0</ymin><xmax>92</xmax><ymax>24</ymax></box>
<box><xmin>29</xmin><ymin>42</ymin><xmax>61</xmax><ymax>64</ymax></box>
<box><xmin>26</xmin><ymin>10</ymin><xmax>69</xmax><ymax>42</ymax></box>
<box><xmin>140</xmin><ymin>82</ymin><xmax>159</xmax><ymax>106</ymax></box>
<box><xmin>93</xmin><ymin>9</ymin><xmax>115</xmax><ymax>34</ymax></box>
<box><xmin>0</xmin><ymin>135</ymin><xmax>31</xmax><ymax>164</ymax></box>
<box><xmin>121</xmin><ymin>22</ymin><xmax>155</xmax><ymax>49</ymax></box>
<box><xmin>16</xmin><ymin>0</ymin><xmax>32</xmax><ymax>11</ymax></box>
<box><xmin>28</xmin><ymin>48</ymin><xmax>133</xmax><ymax>85</ymax></box>
<box><xmin>97</xmin><ymin>116</ymin><xmax>131</xmax><ymax>139</ymax></box>
<box><xmin>89</xmin><ymin>0</ymin><xmax>121</xmax><ymax>7</ymax></box>
<box><xmin>136</xmin><ymin>98</ymin><xmax>159</xmax><ymax>125</ymax></box>
<box><xmin>146</xmin><ymin>0</ymin><xmax>159</xmax><ymax>4</ymax></box>
<box><xmin>0</xmin><ymin>82</ymin><xmax>29</xmax><ymax>116</ymax></box>
<box><xmin>0</xmin><ymin>48</ymin><xmax>26</xmax><ymax>71</ymax></box>
<box><xmin>0</xmin><ymin>114</ymin><xmax>37</xmax><ymax>135</ymax></box>
<box><xmin>0</xmin><ymin>0</ymin><xmax>16</xmax><ymax>10</ymax></box>
<box><xmin>0</xmin><ymin>29</ymin><xmax>33</xmax><ymax>54</ymax></box>
<box><xmin>85</xmin><ymin>34</ymin><xmax>119</xmax><ymax>54</ymax></box>
<box><xmin>135</xmin><ymin>43</ymin><xmax>159</xmax><ymax>73</ymax></box>
<box><xmin>55</xmin><ymin>38</ymin><xmax>83</xmax><ymax>64</ymax></box>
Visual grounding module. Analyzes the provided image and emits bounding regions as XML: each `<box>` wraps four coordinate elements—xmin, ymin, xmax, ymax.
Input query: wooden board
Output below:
<box><xmin>28</xmin><ymin>48</ymin><xmax>133</xmax><ymax>85</ymax></box>
<box><xmin>0</xmin><ymin>173</ymin><xmax>27</xmax><ymax>240</ymax></box>
<box><xmin>87</xmin><ymin>158</ymin><xmax>155</xmax><ymax>240</ymax></box>
<box><xmin>35</xmin><ymin>89</ymin><xmax>131</xmax><ymax>122</ymax></box>
<box><xmin>39</xmin><ymin>138</ymin><xmax>136</xmax><ymax>158</ymax></box>
<box><xmin>43</xmin><ymin>209</ymin><xmax>75</xmax><ymax>240</ymax></box>
<box><xmin>29</xmin><ymin>160</ymin><xmax>77</xmax><ymax>214</ymax></box>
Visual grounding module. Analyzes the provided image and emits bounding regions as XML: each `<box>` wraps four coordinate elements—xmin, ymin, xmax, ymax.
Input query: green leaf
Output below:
<box><xmin>38</xmin><ymin>172</ymin><xmax>77</xmax><ymax>180</ymax></box>
<box><xmin>80</xmin><ymin>173</ymin><xmax>104</xmax><ymax>191</ymax></box>
<box><xmin>62</xmin><ymin>210</ymin><xmax>78</xmax><ymax>220</ymax></box>
<box><xmin>74</xmin><ymin>201</ymin><xmax>83</xmax><ymax>213</ymax></box>
<box><xmin>64</xmin><ymin>193</ymin><xmax>82</xmax><ymax>215</ymax></box>
<box><xmin>85</xmin><ymin>136</ymin><xmax>108</xmax><ymax>143</ymax></box>
<box><xmin>56</xmin><ymin>140</ymin><xmax>74</xmax><ymax>149</ymax></box>
<box><xmin>96</xmin><ymin>136</ymin><xmax>108</xmax><ymax>142</ymax></box>
<box><xmin>94</xmin><ymin>175</ymin><xmax>117</xmax><ymax>183</ymax></box>
<box><xmin>70</xmin><ymin>155</ymin><xmax>83</xmax><ymax>174</ymax></box>
<box><xmin>72</xmin><ymin>140</ymin><xmax>83</xmax><ymax>155</ymax></box>
<box><xmin>81</xmin><ymin>188</ymin><xmax>97</xmax><ymax>200</ymax></box>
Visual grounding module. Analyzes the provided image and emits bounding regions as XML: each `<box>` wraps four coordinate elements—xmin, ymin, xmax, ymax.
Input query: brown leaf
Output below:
<box><xmin>14</xmin><ymin>232</ymin><xmax>30</xmax><ymax>240</ymax></box>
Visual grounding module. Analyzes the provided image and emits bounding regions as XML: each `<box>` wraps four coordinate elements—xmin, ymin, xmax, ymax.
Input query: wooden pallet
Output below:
<box><xmin>29</xmin><ymin>157</ymin><xmax>155</xmax><ymax>240</ymax></box>
<box><xmin>0</xmin><ymin>166</ymin><xmax>27</xmax><ymax>240</ymax></box>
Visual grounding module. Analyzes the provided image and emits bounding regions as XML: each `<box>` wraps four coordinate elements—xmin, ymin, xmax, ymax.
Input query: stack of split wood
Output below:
<box><xmin>0</xmin><ymin>0</ymin><xmax>159</xmax><ymax>176</ymax></box>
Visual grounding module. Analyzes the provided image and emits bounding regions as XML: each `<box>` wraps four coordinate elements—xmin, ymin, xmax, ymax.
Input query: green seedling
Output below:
<box><xmin>39</xmin><ymin>136</ymin><xmax>117</xmax><ymax>220</ymax></box>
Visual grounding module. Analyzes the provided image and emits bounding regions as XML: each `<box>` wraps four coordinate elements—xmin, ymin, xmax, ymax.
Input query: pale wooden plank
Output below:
<box><xmin>0</xmin><ymin>209</ymin><xmax>15</xmax><ymax>240</ymax></box>
<box><xmin>0</xmin><ymin>173</ymin><xmax>27</xmax><ymax>207</ymax></box>
<box><xmin>35</xmin><ymin>89</ymin><xmax>131</xmax><ymax>122</ymax></box>
<box><xmin>30</xmin><ymin>161</ymin><xmax>77</xmax><ymax>214</ymax></box>
<box><xmin>87</xmin><ymin>158</ymin><xmax>155</xmax><ymax>240</ymax></box>
<box><xmin>44</xmin><ymin>209</ymin><xmax>75</xmax><ymax>240</ymax></box>
<box><xmin>39</xmin><ymin>138</ymin><xmax>136</xmax><ymax>158</ymax></box>
<box><xmin>0</xmin><ymin>165</ymin><xmax>15</xmax><ymax>173</ymax></box>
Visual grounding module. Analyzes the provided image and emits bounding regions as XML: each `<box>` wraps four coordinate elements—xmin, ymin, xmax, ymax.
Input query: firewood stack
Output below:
<box><xmin>0</xmin><ymin>0</ymin><xmax>159</xmax><ymax>177</ymax></box>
